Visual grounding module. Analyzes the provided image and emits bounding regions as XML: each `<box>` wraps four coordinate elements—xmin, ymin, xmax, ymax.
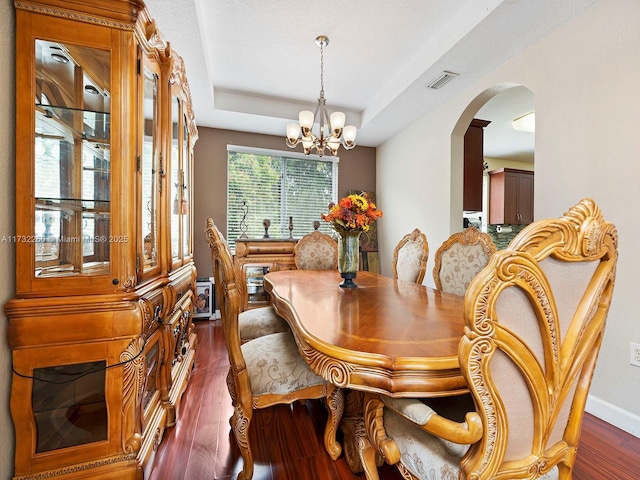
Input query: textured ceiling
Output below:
<box><xmin>143</xmin><ymin>0</ymin><xmax>597</xmax><ymax>161</ymax></box>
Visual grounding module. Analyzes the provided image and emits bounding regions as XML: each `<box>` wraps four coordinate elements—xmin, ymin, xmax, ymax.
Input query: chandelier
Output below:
<box><xmin>286</xmin><ymin>36</ymin><xmax>357</xmax><ymax>157</ymax></box>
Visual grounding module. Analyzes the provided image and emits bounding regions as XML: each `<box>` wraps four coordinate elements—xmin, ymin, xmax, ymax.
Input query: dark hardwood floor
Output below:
<box><xmin>149</xmin><ymin>321</ymin><xmax>640</xmax><ymax>480</ymax></box>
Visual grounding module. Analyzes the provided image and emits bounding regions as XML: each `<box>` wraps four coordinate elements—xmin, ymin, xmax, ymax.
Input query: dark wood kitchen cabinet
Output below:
<box><xmin>489</xmin><ymin>168</ymin><xmax>534</xmax><ymax>225</ymax></box>
<box><xmin>463</xmin><ymin>118</ymin><xmax>491</xmax><ymax>211</ymax></box>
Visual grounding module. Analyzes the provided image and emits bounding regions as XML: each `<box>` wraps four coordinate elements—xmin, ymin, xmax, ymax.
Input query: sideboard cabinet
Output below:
<box><xmin>234</xmin><ymin>238</ymin><xmax>298</xmax><ymax>310</ymax></box>
<box><xmin>6</xmin><ymin>1</ymin><xmax>198</xmax><ymax>478</ymax></box>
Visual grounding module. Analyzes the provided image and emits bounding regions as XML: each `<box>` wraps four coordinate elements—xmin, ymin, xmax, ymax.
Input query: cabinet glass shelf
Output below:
<box><xmin>33</xmin><ymin>39</ymin><xmax>111</xmax><ymax>278</ymax></box>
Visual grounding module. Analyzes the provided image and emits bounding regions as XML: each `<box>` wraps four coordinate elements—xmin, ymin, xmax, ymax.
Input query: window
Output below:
<box><xmin>227</xmin><ymin>145</ymin><xmax>338</xmax><ymax>251</ymax></box>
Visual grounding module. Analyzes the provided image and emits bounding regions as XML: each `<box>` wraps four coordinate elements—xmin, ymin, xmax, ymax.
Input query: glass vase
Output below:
<box><xmin>337</xmin><ymin>230</ymin><xmax>361</xmax><ymax>288</ymax></box>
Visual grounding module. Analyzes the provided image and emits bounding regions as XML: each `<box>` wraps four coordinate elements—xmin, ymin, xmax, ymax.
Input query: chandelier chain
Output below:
<box><xmin>319</xmin><ymin>41</ymin><xmax>324</xmax><ymax>97</ymax></box>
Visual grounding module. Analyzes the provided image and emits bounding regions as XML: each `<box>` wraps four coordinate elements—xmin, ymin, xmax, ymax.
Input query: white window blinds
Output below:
<box><xmin>227</xmin><ymin>146</ymin><xmax>338</xmax><ymax>251</ymax></box>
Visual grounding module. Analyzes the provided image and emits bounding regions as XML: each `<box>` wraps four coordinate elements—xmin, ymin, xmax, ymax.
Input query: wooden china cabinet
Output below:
<box><xmin>5</xmin><ymin>1</ymin><xmax>198</xmax><ymax>479</ymax></box>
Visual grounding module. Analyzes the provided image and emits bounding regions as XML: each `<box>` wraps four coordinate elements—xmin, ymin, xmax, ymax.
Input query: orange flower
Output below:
<box><xmin>321</xmin><ymin>193</ymin><xmax>382</xmax><ymax>233</ymax></box>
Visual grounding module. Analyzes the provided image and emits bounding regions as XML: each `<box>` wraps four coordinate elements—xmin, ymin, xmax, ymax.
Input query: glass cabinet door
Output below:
<box><xmin>170</xmin><ymin>95</ymin><xmax>181</xmax><ymax>264</ymax></box>
<box><xmin>34</xmin><ymin>40</ymin><xmax>111</xmax><ymax>278</ymax></box>
<box><xmin>181</xmin><ymin>117</ymin><xmax>191</xmax><ymax>261</ymax></box>
<box><xmin>244</xmin><ymin>265</ymin><xmax>271</xmax><ymax>308</ymax></box>
<box><xmin>140</xmin><ymin>58</ymin><xmax>160</xmax><ymax>276</ymax></box>
<box><xmin>169</xmin><ymin>92</ymin><xmax>192</xmax><ymax>268</ymax></box>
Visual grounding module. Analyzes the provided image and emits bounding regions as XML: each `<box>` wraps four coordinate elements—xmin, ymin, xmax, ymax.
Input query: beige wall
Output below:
<box><xmin>0</xmin><ymin>0</ymin><xmax>16</xmax><ymax>477</ymax></box>
<box><xmin>192</xmin><ymin>128</ymin><xmax>376</xmax><ymax>279</ymax></box>
<box><xmin>377</xmin><ymin>0</ymin><xmax>640</xmax><ymax>436</ymax></box>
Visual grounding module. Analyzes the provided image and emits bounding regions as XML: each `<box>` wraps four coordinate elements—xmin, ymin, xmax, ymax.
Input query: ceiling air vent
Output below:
<box><xmin>426</xmin><ymin>71</ymin><xmax>459</xmax><ymax>90</ymax></box>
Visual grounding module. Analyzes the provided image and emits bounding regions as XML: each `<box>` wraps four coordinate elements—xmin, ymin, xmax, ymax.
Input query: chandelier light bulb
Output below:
<box><xmin>286</xmin><ymin>123</ymin><xmax>301</xmax><ymax>144</ymax></box>
<box><xmin>343</xmin><ymin>125</ymin><xmax>357</xmax><ymax>148</ymax></box>
<box><xmin>299</xmin><ymin>110</ymin><xmax>314</xmax><ymax>129</ymax></box>
<box><xmin>329</xmin><ymin>112</ymin><xmax>345</xmax><ymax>137</ymax></box>
<box><xmin>301</xmin><ymin>137</ymin><xmax>313</xmax><ymax>155</ymax></box>
<box><xmin>328</xmin><ymin>138</ymin><xmax>340</xmax><ymax>156</ymax></box>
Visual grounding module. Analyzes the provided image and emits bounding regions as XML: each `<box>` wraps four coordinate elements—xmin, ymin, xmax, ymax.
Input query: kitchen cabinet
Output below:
<box><xmin>234</xmin><ymin>238</ymin><xmax>298</xmax><ymax>310</ymax></box>
<box><xmin>463</xmin><ymin>118</ymin><xmax>491</xmax><ymax>212</ymax></box>
<box><xmin>489</xmin><ymin>168</ymin><xmax>534</xmax><ymax>225</ymax></box>
<box><xmin>5</xmin><ymin>1</ymin><xmax>198</xmax><ymax>478</ymax></box>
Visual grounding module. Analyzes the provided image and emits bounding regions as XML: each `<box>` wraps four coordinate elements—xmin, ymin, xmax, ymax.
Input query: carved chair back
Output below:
<box><xmin>204</xmin><ymin>218</ymin><xmax>244</xmax><ymax>368</ymax></box>
<box><xmin>459</xmin><ymin>198</ymin><xmax>617</xmax><ymax>478</ymax></box>
<box><xmin>294</xmin><ymin>230</ymin><xmax>338</xmax><ymax>270</ymax></box>
<box><xmin>432</xmin><ymin>226</ymin><xmax>496</xmax><ymax>295</ymax></box>
<box><xmin>392</xmin><ymin>228</ymin><xmax>429</xmax><ymax>284</ymax></box>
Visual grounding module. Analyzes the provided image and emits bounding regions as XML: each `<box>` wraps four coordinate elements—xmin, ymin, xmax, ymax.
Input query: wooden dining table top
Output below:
<box><xmin>263</xmin><ymin>270</ymin><xmax>469</xmax><ymax>397</ymax></box>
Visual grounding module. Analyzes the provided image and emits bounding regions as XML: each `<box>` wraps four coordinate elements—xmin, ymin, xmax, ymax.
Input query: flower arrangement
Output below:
<box><xmin>321</xmin><ymin>193</ymin><xmax>383</xmax><ymax>234</ymax></box>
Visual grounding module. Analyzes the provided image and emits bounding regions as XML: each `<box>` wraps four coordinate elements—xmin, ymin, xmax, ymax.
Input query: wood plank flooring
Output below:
<box><xmin>149</xmin><ymin>320</ymin><xmax>640</xmax><ymax>480</ymax></box>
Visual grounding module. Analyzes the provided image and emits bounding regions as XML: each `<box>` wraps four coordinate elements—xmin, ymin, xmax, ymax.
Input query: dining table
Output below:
<box><xmin>263</xmin><ymin>269</ymin><xmax>469</xmax><ymax>478</ymax></box>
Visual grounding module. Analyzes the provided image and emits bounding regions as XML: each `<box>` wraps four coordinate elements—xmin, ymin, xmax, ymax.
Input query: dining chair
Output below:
<box><xmin>205</xmin><ymin>218</ymin><xmax>290</xmax><ymax>343</ymax></box>
<box><xmin>392</xmin><ymin>228</ymin><xmax>429</xmax><ymax>284</ymax></box>
<box><xmin>364</xmin><ymin>198</ymin><xmax>618</xmax><ymax>480</ymax></box>
<box><xmin>207</xmin><ymin>219</ymin><xmax>344</xmax><ymax>480</ymax></box>
<box><xmin>432</xmin><ymin>226</ymin><xmax>496</xmax><ymax>296</ymax></box>
<box><xmin>294</xmin><ymin>230</ymin><xmax>338</xmax><ymax>270</ymax></box>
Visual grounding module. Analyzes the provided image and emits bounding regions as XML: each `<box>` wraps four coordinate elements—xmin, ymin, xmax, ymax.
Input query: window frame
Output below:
<box><xmin>226</xmin><ymin>145</ymin><xmax>339</xmax><ymax>251</ymax></box>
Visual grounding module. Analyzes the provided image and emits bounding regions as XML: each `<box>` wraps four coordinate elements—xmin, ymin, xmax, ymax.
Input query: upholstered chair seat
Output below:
<box><xmin>294</xmin><ymin>230</ymin><xmax>338</xmax><ymax>270</ymax></box>
<box><xmin>239</xmin><ymin>307</ymin><xmax>290</xmax><ymax>343</ymax></box>
<box><xmin>432</xmin><ymin>226</ymin><xmax>496</xmax><ymax>296</ymax></box>
<box><xmin>392</xmin><ymin>228</ymin><xmax>429</xmax><ymax>284</ymax></box>
<box><xmin>242</xmin><ymin>332</ymin><xmax>327</xmax><ymax>395</ymax></box>
<box><xmin>364</xmin><ymin>199</ymin><xmax>618</xmax><ymax>480</ymax></box>
<box><xmin>382</xmin><ymin>400</ymin><xmax>560</xmax><ymax>480</ymax></box>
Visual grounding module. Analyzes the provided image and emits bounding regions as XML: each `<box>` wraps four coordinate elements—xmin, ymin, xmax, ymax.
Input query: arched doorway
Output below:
<box><xmin>452</xmin><ymin>84</ymin><xmax>535</xmax><ymax>247</ymax></box>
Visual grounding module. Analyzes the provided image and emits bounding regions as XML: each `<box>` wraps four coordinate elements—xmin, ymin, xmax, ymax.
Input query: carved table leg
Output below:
<box><xmin>340</xmin><ymin>389</ymin><xmax>383</xmax><ymax>480</ymax></box>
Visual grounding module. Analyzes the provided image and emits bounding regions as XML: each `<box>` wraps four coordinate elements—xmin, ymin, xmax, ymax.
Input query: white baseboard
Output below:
<box><xmin>586</xmin><ymin>394</ymin><xmax>640</xmax><ymax>438</ymax></box>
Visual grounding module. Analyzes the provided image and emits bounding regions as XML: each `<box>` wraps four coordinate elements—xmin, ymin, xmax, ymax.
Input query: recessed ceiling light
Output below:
<box><xmin>512</xmin><ymin>112</ymin><xmax>535</xmax><ymax>132</ymax></box>
<box><xmin>84</xmin><ymin>85</ymin><xmax>100</xmax><ymax>95</ymax></box>
<box><xmin>51</xmin><ymin>53</ymin><xmax>69</xmax><ymax>64</ymax></box>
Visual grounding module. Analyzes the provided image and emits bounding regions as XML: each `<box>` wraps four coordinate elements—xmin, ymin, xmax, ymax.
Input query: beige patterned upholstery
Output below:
<box><xmin>365</xmin><ymin>199</ymin><xmax>618</xmax><ymax>480</ymax></box>
<box><xmin>294</xmin><ymin>231</ymin><xmax>338</xmax><ymax>270</ymax></box>
<box><xmin>242</xmin><ymin>332</ymin><xmax>327</xmax><ymax>395</ymax></box>
<box><xmin>392</xmin><ymin>228</ymin><xmax>429</xmax><ymax>284</ymax></box>
<box><xmin>205</xmin><ymin>218</ymin><xmax>344</xmax><ymax>480</ymax></box>
<box><xmin>238</xmin><ymin>307</ymin><xmax>290</xmax><ymax>343</ymax></box>
<box><xmin>204</xmin><ymin>218</ymin><xmax>289</xmax><ymax>344</ymax></box>
<box><xmin>432</xmin><ymin>226</ymin><xmax>496</xmax><ymax>296</ymax></box>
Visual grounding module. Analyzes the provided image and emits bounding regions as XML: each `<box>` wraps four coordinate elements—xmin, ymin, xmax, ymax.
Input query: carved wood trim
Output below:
<box><xmin>392</xmin><ymin>228</ymin><xmax>429</xmax><ymax>284</ymax></box>
<box><xmin>300</xmin><ymin>345</ymin><xmax>356</xmax><ymax>387</ymax></box>
<box><xmin>121</xmin><ymin>336</ymin><xmax>145</xmax><ymax>451</ymax></box>
<box><xmin>15</xmin><ymin>1</ymin><xmax>137</xmax><ymax>30</ymax></box>
<box><xmin>14</xmin><ymin>452</ymin><xmax>138</xmax><ymax>479</ymax></box>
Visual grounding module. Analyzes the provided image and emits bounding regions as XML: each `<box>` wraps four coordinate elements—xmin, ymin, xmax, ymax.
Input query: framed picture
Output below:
<box><xmin>194</xmin><ymin>279</ymin><xmax>214</xmax><ymax>319</ymax></box>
